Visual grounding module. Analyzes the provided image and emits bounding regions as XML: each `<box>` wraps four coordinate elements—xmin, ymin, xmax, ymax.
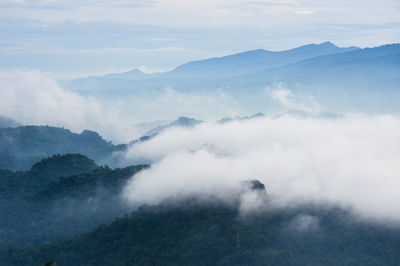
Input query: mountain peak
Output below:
<box><xmin>30</xmin><ymin>154</ymin><xmax>98</xmax><ymax>178</ymax></box>
<box><xmin>127</xmin><ymin>68</ymin><xmax>144</xmax><ymax>74</ymax></box>
<box><xmin>318</xmin><ymin>41</ymin><xmax>337</xmax><ymax>48</ymax></box>
<box><xmin>296</xmin><ymin>41</ymin><xmax>339</xmax><ymax>51</ymax></box>
<box><xmin>172</xmin><ymin>117</ymin><xmax>202</xmax><ymax>127</ymax></box>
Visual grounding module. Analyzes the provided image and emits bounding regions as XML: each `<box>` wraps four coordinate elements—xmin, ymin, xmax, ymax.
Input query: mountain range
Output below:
<box><xmin>2</xmin><ymin>42</ymin><xmax>400</xmax><ymax>265</ymax></box>
<box><xmin>64</xmin><ymin>42</ymin><xmax>400</xmax><ymax>114</ymax></box>
<box><xmin>0</xmin><ymin>115</ymin><xmax>207</xmax><ymax>171</ymax></box>
<box><xmin>0</xmin><ymin>126</ymin><xmax>125</xmax><ymax>170</ymax></box>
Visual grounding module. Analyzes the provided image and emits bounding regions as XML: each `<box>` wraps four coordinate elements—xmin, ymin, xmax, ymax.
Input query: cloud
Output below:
<box><xmin>1</xmin><ymin>0</ymin><xmax>399</xmax><ymax>28</ymax></box>
<box><xmin>286</xmin><ymin>214</ymin><xmax>320</xmax><ymax>234</ymax></box>
<box><xmin>0</xmin><ymin>70</ymin><xmax>139</xmax><ymax>142</ymax></box>
<box><xmin>269</xmin><ymin>84</ymin><xmax>321</xmax><ymax>114</ymax></box>
<box><xmin>123</xmin><ymin>114</ymin><xmax>400</xmax><ymax>223</ymax></box>
<box><xmin>0</xmin><ymin>69</ymin><xmax>244</xmax><ymax>142</ymax></box>
<box><xmin>0</xmin><ymin>0</ymin><xmax>155</xmax><ymax>9</ymax></box>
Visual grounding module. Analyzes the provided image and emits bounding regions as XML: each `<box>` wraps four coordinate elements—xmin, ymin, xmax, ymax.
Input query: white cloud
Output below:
<box><xmin>287</xmin><ymin>214</ymin><xmax>320</xmax><ymax>233</ymax></box>
<box><xmin>1</xmin><ymin>0</ymin><xmax>398</xmax><ymax>27</ymax></box>
<box><xmin>0</xmin><ymin>70</ymin><xmax>140</xmax><ymax>142</ymax></box>
<box><xmin>0</xmin><ymin>70</ymin><xmax>244</xmax><ymax>141</ymax></box>
<box><xmin>269</xmin><ymin>84</ymin><xmax>321</xmax><ymax>114</ymax></box>
<box><xmin>0</xmin><ymin>0</ymin><xmax>154</xmax><ymax>9</ymax></box>
<box><xmin>123</xmin><ymin>115</ymin><xmax>400</xmax><ymax>223</ymax></box>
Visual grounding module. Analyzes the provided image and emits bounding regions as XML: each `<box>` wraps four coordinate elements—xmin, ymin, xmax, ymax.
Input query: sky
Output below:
<box><xmin>0</xmin><ymin>0</ymin><xmax>399</xmax><ymax>77</ymax></box>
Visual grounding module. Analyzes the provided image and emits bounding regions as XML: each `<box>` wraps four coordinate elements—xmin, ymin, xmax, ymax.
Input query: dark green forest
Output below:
<box><xmin>2</xmin><ymin>201</ymin><xmax>400</xmax><ymax>266</ymax></box>
<box><xmin>0</xmin><ymin>154</ymin><xmax>98</xmax><ymax>202</ymax></box>
<box><xmin>0</xmin><ymin>153</ymin><xmax>147</xmax><ymax>248</ymax></box>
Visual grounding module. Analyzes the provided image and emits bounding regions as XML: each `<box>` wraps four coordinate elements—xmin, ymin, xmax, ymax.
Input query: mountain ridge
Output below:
<box><xmin>0</xmin><ymin>125</ymin><xmax>125</xmax><ymax>170</ymax></box>
<box><xmin>66</xmin><ymin>41</ymin><xmax>360</xmax><ymax>83</ymax></box>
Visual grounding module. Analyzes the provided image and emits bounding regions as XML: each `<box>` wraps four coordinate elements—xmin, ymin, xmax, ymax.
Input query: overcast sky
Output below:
<box><xmin>0</xmin><ymin>0</ymin><xmax>399</xmax><ymax>77</ymax></box>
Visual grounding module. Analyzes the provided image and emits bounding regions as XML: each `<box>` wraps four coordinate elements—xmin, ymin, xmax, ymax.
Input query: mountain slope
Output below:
<box><xmin>144</xmin><ymin>116</ymin><xmax>202</xmax><ymax>137</ymax></box>
<box><xmin>163</xmin><ymin>42</ymin><xmax>359</xmax><ymax>79</ymax></box>
<box><xmin>0</xmin><ymin>126</ymin><xmax>125</xmax><ymax>170</ymax></box>
<box><xmin>0</xmin><ymin>154</ymin><xmax>99</xmax><ymax>202</ymax></box>
<box><xmin>64</xmin><ymin>42</ymin><xmax>359</xmax><ymax>92</ymax></box>
<box><xmin>224</xmin><ymin>43</ymin><xmax>400</xmax><ymax>112</ymax></box>
<box><xmin>0</xmin><ymin>154</ymin><xmax>148</xmax><ymax>248</ymax></box>
<box><xmin>238</xmin><ymin>43</ymin><xmax>400</xmax><ymax>86</ymax></box>
<box><xmin>63</xmin><ymin>42</ymin><xmax>400</xmax><ymax>114</ymax></box>
<box><xmin>3</xmin><ymin>202</ymin><xmax>400</xmax><ymax>266</ymax></box>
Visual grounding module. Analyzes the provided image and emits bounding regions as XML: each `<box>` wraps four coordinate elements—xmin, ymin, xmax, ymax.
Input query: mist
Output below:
<box><xmin>122</xmin><ymin>114</ymin><xmax>400</xmax><ymax>223</ymax></box>
<box><xmin>0</xmin><ymin>70</ymin><xmax>140</xmax><ymax>143</ymax></box>
<box><xmin>3</xmin><ymin>69</ymin><xmax>400</xmax><ymax>223</ymax></box>
<box><xmin>0</xmin><ymin>70</ymin><xmax>246</xmax><ymax>142</ymax></box>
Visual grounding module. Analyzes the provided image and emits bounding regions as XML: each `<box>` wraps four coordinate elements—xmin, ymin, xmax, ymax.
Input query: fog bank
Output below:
<box><xmin>123</xmin><ymin>114</ymin><xmax>400</xmax><ymax>222</ymax></box>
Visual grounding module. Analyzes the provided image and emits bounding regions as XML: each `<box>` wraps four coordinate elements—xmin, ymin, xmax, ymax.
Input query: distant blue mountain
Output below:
<box><xmin>163</xmin><ymin>42</ymin><xmax>358</xmax><ymax>78</ymax></box>
<box><xmin>224</xmin><ymin>43</ymin><xmax>400</xmax><ymax>112</ymax></box>
<box><xmin>218</xmin><ymin>113</ymin><xmax>265</xmax><ymax>124</ymax></box>
<box><xmin>64</xmin><ymin>42</ymin><xmax>400</xmax><ymax>113</ymax></box>
<box><xmin>144</xmin><ymin>116</ymin><xmax>202</xmax><ymax>137</ymax></box>
<box><xmin>65</xmin><ymin>42</ymin><xmax>359</xmax><ymax>89</ymax></box>
<box><xmin>103</xmin><ymin>69</ymin><xmax>150</xmax><ymax>80</ymax></box>
<box><xmin>226</xmin><ymin>43</ymin><xmax>399</xmax><ymax>86</ymax></box>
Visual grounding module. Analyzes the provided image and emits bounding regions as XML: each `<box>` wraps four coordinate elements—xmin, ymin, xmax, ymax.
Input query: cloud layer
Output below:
<box><xmin>123</xmin><ymin>114</ymin><xmax>400</xmax><ymax>223</ymax></box>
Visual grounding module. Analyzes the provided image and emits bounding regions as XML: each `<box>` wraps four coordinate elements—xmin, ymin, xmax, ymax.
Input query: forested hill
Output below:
<box><xmin>0</xmin><ymin>154</ymin><xmax>99</xmax><ymax>202</ymax></box>
<box><xmin>2</xmin><ymin>201</ymin><xmax>400</xmax><ymax>266</ymax></box>
<box><xmin>0</xmin><ymin>125</ymin><xmax>126</xmax><ymax>170</ymax></box>
<box><xmin>0</xmin><ymin>153</ymin><xmax>148</xmax><ymax>248</ymax></box>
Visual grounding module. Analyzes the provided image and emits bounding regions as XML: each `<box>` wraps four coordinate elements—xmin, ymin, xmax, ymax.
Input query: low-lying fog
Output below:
<box><xmin>122</xmin><ymin>114</ymin><xmax>400</xmax><ymax>223</ymax></box>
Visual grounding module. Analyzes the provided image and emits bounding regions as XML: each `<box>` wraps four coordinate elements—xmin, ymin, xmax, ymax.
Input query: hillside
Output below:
<box><xmin>0</xmin><ymin>126</ymin><xmax>126</xmax><ymax>170</ymax></box>
<box><xmin>0</xmin><ymin>154</ymin><xmax>99</xmax><ymax>202</ymax></box>
<box><xmin>2</xmin><ymin>200</ymin><xmax>400</xmax><ymax>266</ymax></box>
<box><xmin>0</xmin><ymin>154</ymin><xmax>148</xmax><ymax>248</ymax></box>
<box><xmin>144</xmin><ymin>116</ymin><xmax>202</xmax><ymax>137</ymax></box>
